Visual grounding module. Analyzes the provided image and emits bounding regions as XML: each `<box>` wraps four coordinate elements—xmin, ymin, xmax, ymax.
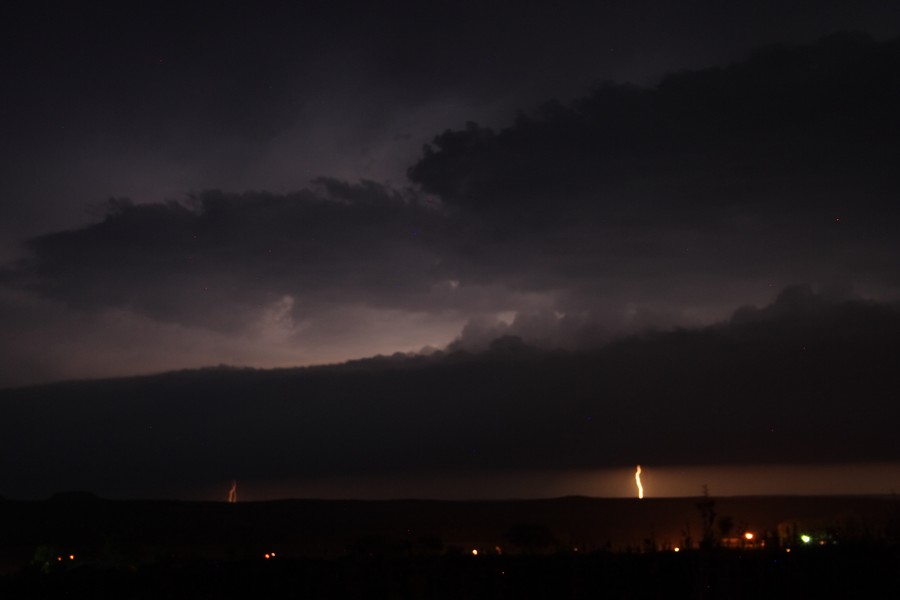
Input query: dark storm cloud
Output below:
<box><xmin>4</xmin><ymin>32</ymin><xmax>900</xmax><ymax>387</ymax></box>
<box><xmin>7</xmin><ymin>0</ymin><xmax>900</xmax><ymax>252</ymax></box>
<box><xmin>5</xmin><ymin>35</ymin><xmax>900</xmax><ymax>323</ymax></box>
<box><xmin>411</xmin><ymin>33</ymin><xmax>900</xmax><ymax>225</ymax></box>
<box><xmin>3</xmin><ymin>286</ymin><xmax>899</xmax><ymax>499</ymax></box>
<box><xmin>405</xmin><ymin>33</ymin><xmax>900</xmax><ymax>301</ymax></box>
<box><xmin>6</xmin><ymin>180</ymin><xmax>454</xmax><ymax>330</ymax></box>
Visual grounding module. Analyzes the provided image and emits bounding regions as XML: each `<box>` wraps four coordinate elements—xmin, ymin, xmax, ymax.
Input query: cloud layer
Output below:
<box><xmin>2</xmin><ymin>287</ymin><xmax>899</xmax><ymax>498</ymax></box>
<box><xmin>3</xmin><ymin>34</ymin><xmax>900</xmax><ymax>386</ymax></box>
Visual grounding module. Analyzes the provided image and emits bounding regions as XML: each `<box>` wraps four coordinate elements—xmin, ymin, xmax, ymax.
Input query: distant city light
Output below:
<box><xmin>471</xmin><ymin>549</ymin><xmax>478</xmax><ymax>556</ymax></box>
<box><xmin>673</xmin><ymin>547</ymin><xmax>680</xmax><ymax>553</ymax></box>
<box><xmin>801</xmin><ymin>535</ymin><xmax>812</xmax><ymax>544</ymax></box>
<box><xmin>744</xmin><ymin>532</ymin><xmax>754</xmax><ymax>541</ymax></box>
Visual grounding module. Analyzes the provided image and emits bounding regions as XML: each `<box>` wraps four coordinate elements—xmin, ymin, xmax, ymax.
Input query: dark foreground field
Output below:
<box><xmin>5</xmin><ymin>548</ymin><xmax>900</xmax><ymax>599</ymax></box>
<box><xmin>2</xmin><ymin>494</ymin><xmax>899</xmax><ymax>598</ymax></box>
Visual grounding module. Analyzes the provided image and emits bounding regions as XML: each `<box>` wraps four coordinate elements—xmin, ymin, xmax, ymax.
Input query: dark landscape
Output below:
<box><xmin>3</xmin><ymin>493</ymin><xmax>900</xmax><ymax>598</ymax></box>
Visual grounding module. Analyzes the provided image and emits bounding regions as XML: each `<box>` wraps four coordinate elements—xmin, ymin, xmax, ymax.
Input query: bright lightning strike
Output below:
<box><xmin>635</xmin><ymin>465</ymin><xmax>644</xmax><ymax>499</ymax></box>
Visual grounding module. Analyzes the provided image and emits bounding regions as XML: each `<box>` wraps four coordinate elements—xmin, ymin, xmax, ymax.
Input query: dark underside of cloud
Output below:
<box><xmin>6</xmin><ymin>180</ymin><xmax>452</xmax><ymax>330</ymax></box>
<box><xmin>2</xmin><ymin>286</ymin><xmax>899</xmax><ymax>499</ymax></box>
<box><xmin>409</xmin><ymin>32</ymin><xmax>900</xmax><ymax>224</ymax></box>
<box><xmin>4</xmin><ymin>33</ymin><xmax>900</xmax><ymax>340</ymax></box>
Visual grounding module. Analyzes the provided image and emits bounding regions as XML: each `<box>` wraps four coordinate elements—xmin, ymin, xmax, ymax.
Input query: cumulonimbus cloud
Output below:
<box><xmin>3</xmin><ymin>34</ymin><xmax>900</xmax><ymax>387</ymax></box>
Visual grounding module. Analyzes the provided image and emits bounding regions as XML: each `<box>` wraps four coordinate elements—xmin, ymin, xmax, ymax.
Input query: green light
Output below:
<box><xmin>800</xmin><ymin>535</ymin><xmax>811</xmax><ymax>544</ymax></box>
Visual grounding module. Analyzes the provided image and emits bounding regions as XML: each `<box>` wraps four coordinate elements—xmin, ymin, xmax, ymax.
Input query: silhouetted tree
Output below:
<box><xmin>718</xmin><ymin>516</ymin><xmax>734</xmax><ymax>540</ymax></box>
<box><xmin>696</xmin><ymin>485</ymin><xmax>717</xmax><ymax>550</ymax></box>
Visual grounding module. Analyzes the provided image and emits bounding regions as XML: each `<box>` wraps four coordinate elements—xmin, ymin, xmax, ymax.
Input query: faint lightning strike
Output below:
<box><xmin>228</xmin><ymin>480</ymin><xmax>238</xmax><ymax>503</ymax></box>
<box><xmin>635</xmin><ymin>465</ymin><xmax>644</xmax><ymax>499</ymax></box>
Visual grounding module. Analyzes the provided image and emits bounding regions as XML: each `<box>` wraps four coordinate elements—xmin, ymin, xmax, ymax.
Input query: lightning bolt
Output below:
<box><xmin>228</xmin><ymin>480</ymin><xmax>238</xmax><ymax>503</ymax></box>
<box><xmin>635</xmin><ymin>465</ymin><xmax>644</xmax><ymax>499</ymax></box>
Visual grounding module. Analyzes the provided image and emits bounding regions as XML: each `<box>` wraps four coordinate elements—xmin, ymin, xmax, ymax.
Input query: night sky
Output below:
<box><xmin>3</xmin><ymin>2</ymin><xmax>900</xmax><ymax>499</ymax></box>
